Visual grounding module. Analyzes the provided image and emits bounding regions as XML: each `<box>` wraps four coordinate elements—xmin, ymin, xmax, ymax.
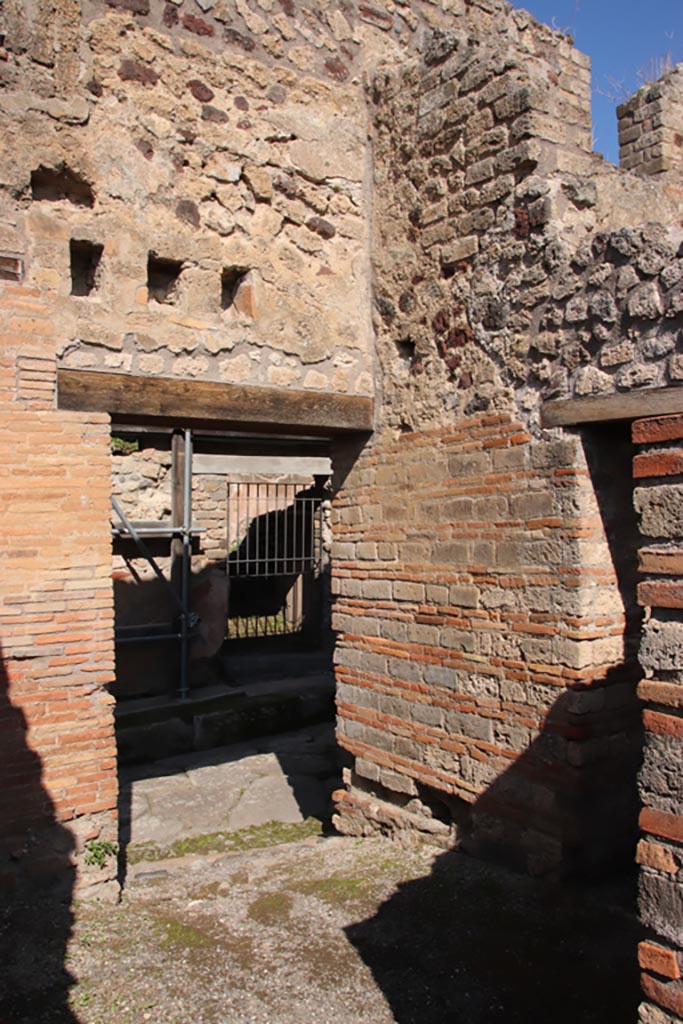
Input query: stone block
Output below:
<box><xmin>635</xmin><ymin>485</ymin><xmax>683</xmax><ymax>539</ymax></box>
<box><xmin>440</xmin><ymin>236</ymin><xmax>478</xmax><ymax>265</ymax></box>
<box><xmin>448</xmin><ymin>584</ymin><xmax>479</xmax><ymax>608</ymax></box>
<box><xmin>628</xmin><ymin>281</ymin><xmax>664</xmax><ymax>319</ymax></box>
<box><xmin>423</xmin><ymin>664</ymin><xmax>461</xmax><ymax>690</ymax></box>
<box><xmin>385</xmin><ymin>656</ymin><xmax>423</xmax><ymax>684</ymax></box>
<box><xmin>640</xmin><ymin>872</ymin><xmax>683</xmax><ymax>947</ymax></box>
<box><xmin>446</xmin><ymin>709</ymin><xmax>493</xmax><ymax>742</ymax></box>
<box><xmin>379</xmin><ymin>767</ymin><xmax>418</xmax><ymax>796</ymax></box>
<box><xmin>510</xmin><ymin>492</ymin><xmax>554</xmax><ymax>519</ymax></box>
<box><xmin>361</xmin><ymin>579</ymin><xmax>393</xmax><ymax>600</ymax></box>
<box><xmin>393</xmin><ymin>581</ymin><xmax>425</xmax><ymax>603</ymax></box>
<box><xmin>441</xmin><ymin>627</ymin><xmax>476</xmax><ymax>652</ymax></box>
<box><xmin>406</xmin><ymin>622</ymin><xmax>439</xmax><ymax>646</ymax></box>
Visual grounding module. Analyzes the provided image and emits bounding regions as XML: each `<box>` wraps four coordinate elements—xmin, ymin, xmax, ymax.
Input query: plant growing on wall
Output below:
<box><xmin>84</xmin><ymin>839</ymin><xmax>118</xmax><ymax>869</ymax></box>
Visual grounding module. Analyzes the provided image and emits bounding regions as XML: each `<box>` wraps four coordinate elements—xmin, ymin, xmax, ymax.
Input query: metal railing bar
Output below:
<box><xmin>111</xmin><ymin>497</ymin><xmax>185</xmax><ymax>616</ymax></box>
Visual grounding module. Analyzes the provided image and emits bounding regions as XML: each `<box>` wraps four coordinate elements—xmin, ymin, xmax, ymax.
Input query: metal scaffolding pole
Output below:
<box><xmin>179</xmin><ymin>427</ymin><xmax>193</xmax><ymax>701</ymax></box>
<box><xmin>111</xmin><ymin>427</ymin><xmax>197</xmax><ymax>701</ymax></box>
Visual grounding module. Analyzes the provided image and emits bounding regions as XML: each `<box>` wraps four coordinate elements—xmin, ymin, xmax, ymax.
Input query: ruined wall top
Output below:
<box><xmin>0</xmin><ymin>0</ymin><xmax>591</xmax><ymax>99</ymax></box>
<box><xmin>618</xmin><ymin>64</ymin><xmax>683</xmax><ymax>185</ymax></box>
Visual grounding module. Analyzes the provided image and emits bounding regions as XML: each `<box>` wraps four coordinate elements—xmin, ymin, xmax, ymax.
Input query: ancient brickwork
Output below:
<box><xmin>331</xmin><ymin>7</ymin><xmax>682</xmax><ymax>880</ymax></box>
<box><xmin>332</xmin><ymin>413</ymin><xmax>642</xmax><ymax>872</ymax></box>
<box><xmin>2</xmin><ymin>11</ymin><xmax>683</xmax><ymax>995</ymax></box>
<box><xmin>0</xmin><ymin>278</ymin><xmax>118</xmax><ymax>896</ymax></box>
<box><xmin>634</xmin><ymin>412</ymin><xmax>683</xmax><ymax>1024</ymax></box>
<box><xmin>0</xmin><ymin>8</ymin><xmax>374</xmax><ymax>396</ymax></box>
<box><xmin>618</xmin><ymin>66</ymin><xmax>683</xmax><ymax>182</ymax></box>
<box><xmin>368</xmin><ymin>30</ymin><xmax>682</xmax><ymax>431</ymax></box>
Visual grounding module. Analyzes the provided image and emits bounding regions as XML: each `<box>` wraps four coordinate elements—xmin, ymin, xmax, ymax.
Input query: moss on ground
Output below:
<box><xmin>294</xmin><ymin>874</ymin><xmax>369</xmax><ymax>904</ymax></box>
<box><xmin>127</xmin><ymin>817</ymin><xmax>323</xmax><ymax>865</ymax></box>
<box><xmin>158</xmin><ymin>916</ymin><xmax>214</xmax><ymax>951</ymax></box>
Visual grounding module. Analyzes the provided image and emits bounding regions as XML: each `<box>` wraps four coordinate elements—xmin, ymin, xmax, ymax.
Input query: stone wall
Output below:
<box><xmin>332</xmin><ymin>414</ymin><xmax>643</xmax><ymax>873</ymax></box>
<box><xmin>618</xmin><ymin>65</ymin><xmax>683</xmax><ymax>183</ymax></box>
<box><xmin>634</xmin><ymin>412</ymin><xmax>683</xmax><ymax>1024</ymax></box>
<box><xmin>366</xmin><ymin>27</ymin><xmax>682</xmax><ymax>430</ymax></box>
<box><xmin>1</xmin><ymin>1</ymin><xmax>376</xmax><ymax>396</ymax></box>
<box><xmin>3</xmin><ymin>10</ymin><xmax>683</xmax><ymax>1002</ymax></box>
<box><xmin>331</xmin><ymin>6</ymin><xmax>683</xmax><ymax>888</ymax></box>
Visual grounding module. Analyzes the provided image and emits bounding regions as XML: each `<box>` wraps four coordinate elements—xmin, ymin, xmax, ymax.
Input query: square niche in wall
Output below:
<box><xmin>70</xmin><ymin>239</ymin><xmax>103</xmax><ymax>296</ymax></box>
<box><xmin>221</xmin><ymin>266</ymin><xmax>250</xmax><ymax>311</ymax></box>
<box><xmin>147</xmin><ymin>253</ymin><xmax>182</xmax><ymax>304</ymax></box>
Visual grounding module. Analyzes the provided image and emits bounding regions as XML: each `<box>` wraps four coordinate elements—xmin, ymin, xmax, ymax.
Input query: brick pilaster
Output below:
<box><xmin>633</xmin><ymin>413</ymin><xmax>683</xmax><ymax>1023</ymax></box>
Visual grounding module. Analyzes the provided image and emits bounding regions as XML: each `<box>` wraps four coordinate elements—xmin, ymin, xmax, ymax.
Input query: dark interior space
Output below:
<box><xmin>69</xmin><ymin>239</ymin><xmax>103</xmax><ymax>296</ymax></box>
<box><xmin>29</xmin><ymin>164</ymin><xmax>95</xmax><ymax>207</ymax></box>
<box><xmin>146</xmin><ymin>254</ymin><xmax>182</xmax><ymax>304</ymax></box>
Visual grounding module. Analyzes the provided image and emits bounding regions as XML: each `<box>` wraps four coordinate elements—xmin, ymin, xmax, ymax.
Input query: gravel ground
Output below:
<box><xmin>2</xmin><ymin>829</ymin><xmax>642</xmax><ymax>1024</ymax></box>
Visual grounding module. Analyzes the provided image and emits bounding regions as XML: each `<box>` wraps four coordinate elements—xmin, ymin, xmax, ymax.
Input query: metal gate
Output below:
<box><xmin>226</xmin><ymin>480</ymin><xmax>323</xmax><ymax>641</ymax></box>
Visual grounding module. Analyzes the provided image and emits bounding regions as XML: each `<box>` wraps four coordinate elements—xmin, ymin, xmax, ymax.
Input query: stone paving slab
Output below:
<box><xmin>119</xmin><ymin>721</ymin><xmax>341</xmax><ymax>850</ymax></box>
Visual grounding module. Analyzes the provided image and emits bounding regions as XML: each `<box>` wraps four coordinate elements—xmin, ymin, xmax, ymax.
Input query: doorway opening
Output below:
<box><xmin>109</xmin><ymin>426</ymin><xmax>336</xmax><ymax>755</ymax></box>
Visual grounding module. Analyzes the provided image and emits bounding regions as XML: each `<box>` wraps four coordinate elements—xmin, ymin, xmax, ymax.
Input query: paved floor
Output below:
<box><xmin>1</xmin><ymin>720</ymin><xmax>645</xmax><ymax>1024</ymax></box>
<box><xmin>119</xmin><ymin>720</ymin><xmax>342</xmax><ymax>857</ymax></box>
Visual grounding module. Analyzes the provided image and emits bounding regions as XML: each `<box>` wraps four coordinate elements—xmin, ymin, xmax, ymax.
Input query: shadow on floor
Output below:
<box><xmin>344</xmin><ymin>681</ymin><xmax>644</xmax><ymax>1024</ymax></box>
<box><xmin>345</xmin><ymin>847</ymin><xmax>641</xmax><ymax>1024</ymax></box>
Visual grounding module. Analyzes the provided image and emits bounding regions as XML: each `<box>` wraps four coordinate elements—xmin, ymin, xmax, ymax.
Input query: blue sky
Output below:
<box><xmin>512</xmin><ymin>0</ymin><xmax>682</xmax><ymax>164</ymax></box>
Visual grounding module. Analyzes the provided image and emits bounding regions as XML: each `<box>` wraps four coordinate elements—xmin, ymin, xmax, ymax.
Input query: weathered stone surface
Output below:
<box><xmin>629</xmin><ymin>282</ymin><xmax>665</xmax><ymax>320</ymax></box>
<box><xmin>635</xmin><ymin>485</ymin><xmax>683</xmax><ymax>539</ymax></box>
<box><xmin>641</xmin><ymin>619</ymin><xmax>683</xmax><ymax>673</ymax></box>
<box><xmin>640</xmin><ymin>872</ymin><xmax>683</xmax><ymax>947</ymax></box>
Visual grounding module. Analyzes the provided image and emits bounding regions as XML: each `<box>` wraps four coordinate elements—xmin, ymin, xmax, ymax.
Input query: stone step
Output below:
<box><xmin>116</xmin><ymin>672</ymin><xmax>335</xmax><ymax>765</ymax></box>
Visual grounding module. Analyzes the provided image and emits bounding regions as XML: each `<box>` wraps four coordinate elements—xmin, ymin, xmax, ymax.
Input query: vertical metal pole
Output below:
<box><xmin>226</xmin><ymin>481</ymin><xmax>231</xmax><ymax>640</ymax></box>
<box><xmin>283</xmin><ymin>484</ymin><xmax>289</xmax><ymax>575</ymax></box>
<box><xmin>265</xmin><ymin>482</ymin><xmax>270</xmax><ymax>579</ymax></box>
<box><xmin>179</xmin><ymin>428</ymin><xmax>192</xmax><ymax>701</ymax></box>
<box><xmin>171</xmin><ymin>431</ymin><xmax>184</xmax><ymax>695</ymax></box>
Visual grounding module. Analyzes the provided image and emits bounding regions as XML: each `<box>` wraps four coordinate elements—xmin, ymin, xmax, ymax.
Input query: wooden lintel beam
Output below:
<box><xmin>57</xmin><ymin>368</ymin><xmax>374</xmax><ymax>437</ymax></box>
<box><xmin>541</xmin><ymin>386</ymin><xmax>683</xmax><ymax>428</ymax></box>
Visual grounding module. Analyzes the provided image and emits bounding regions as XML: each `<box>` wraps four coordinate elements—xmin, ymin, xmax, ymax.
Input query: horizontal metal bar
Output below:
<box><xmin>112</xmin><ymin>525</ymin><xmax>206</xmax><ymax>537</ymax></box>
<box><xmin>115</xmin><ymin>633</ymin><xmax>181</xmax><ymax>645</ymax></box>
<box><xmin>116</xmin><ymin>623</ymin><xmax>176</xmax><ymax>634</ymax></box>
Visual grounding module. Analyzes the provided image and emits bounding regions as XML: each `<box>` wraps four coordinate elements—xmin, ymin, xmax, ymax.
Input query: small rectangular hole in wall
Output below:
<box><xmin>221</xmin><ymin>266</ymin><xmax>248</xmax><ymax>310</ymax></box>
<box><xmin>147</xmin><ymin>254</ymin><xmax>182</xmax><ymax>304</ymax></box>
<box><xmin>0</xmin><ymin>254</ymin><xmax>23</xmax><ymax>281</ymax></box>
<box><xmin>70</xmin><ymin>239</ymin><xmax>103</xmax><ymax>296</ymax></box>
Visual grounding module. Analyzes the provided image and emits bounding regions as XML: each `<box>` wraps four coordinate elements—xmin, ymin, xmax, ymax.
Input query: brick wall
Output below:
<box><xmin>618</xmin><ymin>66</ymin><xmax>683</xmax><ymax>181</ymax></box>
<box><xmin>0</xmin><ymin>278</ymin><xmax>118</xmax><ymax>895</ymax></box>
<box><xmin>634</xmin><ymin>413</ymin><xmax>683</xmax><ymax>1023</ymax></box>
<box><xmin>332</xmin><ymin>414</ymin><xmax>641</xmax><ymax>874</ymax></box>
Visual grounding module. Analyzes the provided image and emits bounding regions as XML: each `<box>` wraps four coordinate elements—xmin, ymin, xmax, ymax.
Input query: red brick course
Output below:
<box><xmin>633</xmin><ymin>415</ymin><xmax>683</xmax><ymax>445</ymax></box>
<box><xmin>0</xmin><ymin>280</ymin><xmax>117</xmax><ymax>888</ymax></box>
<box><xmin>633</xmin><ymin>411</ymin><xmax>683</xmax><ymax>1024</ymax></box>
<box><xmin>639</xmin><ymin>942</ymin><xmax>681</xmax><ymax>980</ymax></box>
<box><xmin>333</xmin><ymin>413</ymin><xmax>638</xmax><ymax>871</ymax></box>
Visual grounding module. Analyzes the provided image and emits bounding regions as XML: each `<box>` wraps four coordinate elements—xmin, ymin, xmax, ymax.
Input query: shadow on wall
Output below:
<box><xmin>0</xmin><ymin>643</ymin><xmax>79</xmax><ymax>1023</ymax></box>
<box><xmin>344</xmin><ymin>422</ymin><xmax>646</xmax><ymax>1020</ymax></box>
<box><xmin>345</xmin><ymin>689</ymin><xmax>644</xmax><ymax>1024</ymax></box>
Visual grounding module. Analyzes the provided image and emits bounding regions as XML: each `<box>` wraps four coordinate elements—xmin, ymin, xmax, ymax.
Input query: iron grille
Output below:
<box><xmin>226</xmin><ymin>481</ymin><xmax>323</xmax><ymax>639</ymax></box>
